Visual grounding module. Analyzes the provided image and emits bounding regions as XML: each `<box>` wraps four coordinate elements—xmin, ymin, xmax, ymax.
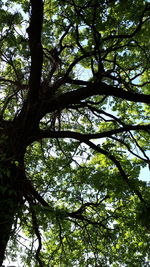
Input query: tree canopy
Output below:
<box><xmin>0</xmin><ymin>0</ymin><xmax>150</xmax><ymax>266</ymax></box>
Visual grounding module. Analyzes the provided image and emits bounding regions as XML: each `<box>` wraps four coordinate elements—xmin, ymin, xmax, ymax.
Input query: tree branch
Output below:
<box><xmin>28</xmin><ymin>198</ymin><xmax>44</xmax><ymax>267</ymax></box>
<box><xmin>41</xmin><ymin>82</ymin><xmax>150</xmax><ymax>118</ymax></box>
<box><xmin>27</xmin><ymin>0</ymin><xmax>44</xmax><ymax>102</ymax></box>
<box><xmin>32</xmin><ymin>124</ymin><xmax>150</xmax><ymax>143</ymax></box>
<box><xmin>84</xmin><ymin>140</ymin><xmax>146</xmax><ymax>204</ymax></box>
<box><xmin>30</xmin><ymin>127</ymin><xmax>149</xmax><ymax>204</ymax></box>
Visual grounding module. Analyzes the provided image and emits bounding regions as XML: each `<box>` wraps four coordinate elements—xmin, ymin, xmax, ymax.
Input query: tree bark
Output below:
<box><xmin>0</xmin><ymin>124</ymin><xmax>24</xmax><ymax>266</ymax></box>
<box><xmin>0</xmin><ymin>194</ymin><xmax>16</xmax><ymax>266</ymax></box>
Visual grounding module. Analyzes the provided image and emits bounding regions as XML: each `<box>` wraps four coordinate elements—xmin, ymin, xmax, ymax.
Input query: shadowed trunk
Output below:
<box><xmin>0</xmin><ymin>192</ymin><xmax>17</xmax><ymax>266</ymax></box>
<box><xmin>0</xmin><ymin>135</ymin><xmax>24</xmax><ymax>266</ymax></box>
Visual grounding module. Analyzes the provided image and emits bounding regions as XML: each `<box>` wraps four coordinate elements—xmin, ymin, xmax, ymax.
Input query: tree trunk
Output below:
<box><xmin>0</xmin><ymin>199</ymin><xmax>16</xmax><ymax>266</ymax></box>
<box><xmin>0</xmin><ymin>119</ymin><xmax>35</xmax><ymax>265</ymax></box>
<box><xmin>0</xmin><ymin>159</ymin><xmax>23</xmax><ymax>266</ymax></box>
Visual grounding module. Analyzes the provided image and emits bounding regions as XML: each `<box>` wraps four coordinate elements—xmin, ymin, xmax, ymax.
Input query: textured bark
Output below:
<box><xmin>0</xmin><ymin>160</ymin><xmax>23</xmax><ymax>266</ymax></box>
<box><xmin>0</xmin><ymin>207</ymin><xmax>14</xmax><ymax>266</ymax></box>
<box><xmin>0</xmin><ymin>123</ymin><xmax>24</xmax><ymax>266</ymax></box>
<box><xmin>0</xmin><ymin>196</ymin><xmax>18</xmax><ymax>266</ymax></box>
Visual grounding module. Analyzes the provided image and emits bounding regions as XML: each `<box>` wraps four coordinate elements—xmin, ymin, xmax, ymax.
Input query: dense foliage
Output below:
<box><xmin>0</xmin><ymin>0</ymin><xmax>150</xmax><ymax>266</ymax></box>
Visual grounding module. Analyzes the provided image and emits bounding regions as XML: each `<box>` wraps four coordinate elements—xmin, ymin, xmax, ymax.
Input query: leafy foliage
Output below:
<box><xmin>0</xmin><ymin>0</ymin><xmax>150</xmax><ymax>266</ymax></box>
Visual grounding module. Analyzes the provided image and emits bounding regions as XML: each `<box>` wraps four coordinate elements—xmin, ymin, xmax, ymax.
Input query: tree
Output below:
<box><xmin>0</xmin><ymin>0</ymin><xmax>150</xmax><ymax>265</ymax></box>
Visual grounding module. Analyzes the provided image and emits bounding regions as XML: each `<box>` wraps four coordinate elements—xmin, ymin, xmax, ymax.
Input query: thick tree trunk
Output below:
<box><xmin>0</xmin><ymin>118</ymin><xmax>36</xmax><ymax>266</ymax></box>
<box><xmin>0</xmin><ymin>199</ymin><xmax>16</xmax><ymax>266</ymax></box>
<box><xmin>0</xmin><ymin>159</ymin><xmax>23</xmax><ymax>266</ymax></box>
